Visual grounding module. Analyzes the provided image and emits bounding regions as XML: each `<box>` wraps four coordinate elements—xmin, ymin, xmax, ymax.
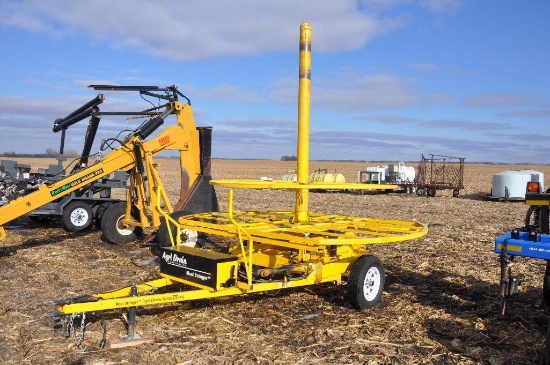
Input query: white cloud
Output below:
<box><xmin>0</xmin><ymin>95</ymin><xmax>75</xmax><ymax>117</ymax></box>
<box><xmin>359</xmin><ymin>0</ymin><xmax>413</xmax><ymax>10</ymax></box>
<box><xmin>183</xmin><ymin>84</ymin><xmax>260</xmax><ymax>103</ymax></box>
<box><xmin>0</xmin><ymin>0</ymin><xmax>407</xmax><ymax>61</ymax></box>
<box><xmin>271</xmin><ymin>73</ymin><xmax>418</xmax><ymax>111</ymax></box>
<box><xmin>460</xmin><ymin>93</ymin><xmax>539</xmax><ymax>108</ymax></box>
<box><xmin>354</xmin><ymin>114</ymin><xmax>420</xmax><ymax>123</ymax></box>
<box><xmin>497</xmin><ymin>109</ymin><xmax>550</xmax><ymax>118</ymax></box>
<box><xmin>422</xmin><ymin>119</ymin><xmax>511</xmax><ymax>131</ymax></box>
<box><xmin>419</xmin><ymin>0</ymin><xmax>462</xmax><ymax>14</ymax></box>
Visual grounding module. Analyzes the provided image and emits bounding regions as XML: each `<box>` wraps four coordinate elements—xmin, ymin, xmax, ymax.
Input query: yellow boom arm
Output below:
<box><xmin>0</xmin><ymin>101</ymin><xmax>202</xmax><ymax>241</ymax></box>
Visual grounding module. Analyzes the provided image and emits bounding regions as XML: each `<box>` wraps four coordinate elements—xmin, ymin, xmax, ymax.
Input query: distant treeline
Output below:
<box><xmin>1</xmin><ymin>152</ymin><xmax>546</xmax><ymax>165</ymax></box>
<box><xmin>1</xmin><ymin>152</ymin><xmax>53</xmax><ymax>158</ymax></box>
<box><xmin>1</xmin><ymin>148</ymin><xmax>79</xmax><ymax>158</ymax></box>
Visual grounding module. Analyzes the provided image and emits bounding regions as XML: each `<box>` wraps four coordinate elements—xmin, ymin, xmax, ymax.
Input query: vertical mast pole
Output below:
<box><xmin>294</xmin><ymin>22</ymin><xmax>312</xmax><ymax>223</ymax></box>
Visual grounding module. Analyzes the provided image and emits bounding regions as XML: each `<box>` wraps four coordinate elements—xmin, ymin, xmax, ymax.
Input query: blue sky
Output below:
<box><xmin>0</xmin><ymin>0</ymin><xmax>549</xmax><ymax>163</ymax></box>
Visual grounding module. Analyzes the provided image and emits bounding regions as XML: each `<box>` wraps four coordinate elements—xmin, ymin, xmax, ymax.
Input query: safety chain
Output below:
<box><xmin>99</xmin><ymin>318</ymin><xmax>107</xmax><ymax>348</ymax></box>
<box><xmin>142</xmin><ymin>285</ymin><xmax>158</xmax><ymax>296</ymax></box>
<box><xmin>64</xmin><ymin>313</ymin><xmax>86</xmax><ymax>346</ymax></box>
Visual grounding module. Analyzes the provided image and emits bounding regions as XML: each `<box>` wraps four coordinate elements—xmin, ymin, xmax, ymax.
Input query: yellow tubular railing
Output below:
<box><xmin>156</xmin><ymin>185</ymin><xmax>180</xmax><ymax>247</ymax></box>
<box><xmin>227</xmin><ymin>190</ymin><xmax>254</xmax><ymax>288</ymax></box>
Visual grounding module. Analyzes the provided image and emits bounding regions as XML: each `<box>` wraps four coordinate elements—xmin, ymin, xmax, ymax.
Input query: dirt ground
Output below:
<box><xmin>1</xmin><ymin>158</ymin><xmax>550</xmax><ymax>364</ymax></box>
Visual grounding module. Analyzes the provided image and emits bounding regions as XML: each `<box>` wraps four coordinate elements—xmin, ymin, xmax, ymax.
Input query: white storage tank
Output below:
<box><xmin>366</xmin><ymin>166</ymin><xmax>387</xmax><ymax>182</ymax></box>
<box><xmin>404</xmin><ymin>166</ymin><xmax>415</xmax><ymax>182</ymax></box>
<box><xmin>397</xmin><ymin>163</ymin><xmax>415</xmax><ymax>182</ymax></box>
<box><xmin>388</xmin><ymin>162</ymin><xmax>415</xmax><ymax>183</ymax></box>
<box><xmin>521</xmin><ymin>170</ymin><xmax>544</xmax><ymax>191</ymax></box>
<box><xmin>491</xmin><ymin>170</ymin><xmax>544</xmax><ymax>199</ymax></box>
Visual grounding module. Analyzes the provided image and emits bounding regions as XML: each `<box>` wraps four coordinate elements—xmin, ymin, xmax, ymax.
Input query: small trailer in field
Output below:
<box><xmin>415</xmin><ymin>154</ymin><xmax>465</xmax><ymax>197</ymax></box>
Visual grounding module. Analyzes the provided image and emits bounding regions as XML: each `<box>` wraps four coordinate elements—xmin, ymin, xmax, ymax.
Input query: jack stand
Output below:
<box><xmin>121</xmin><ymin>288</ymin><xmax>142</xmax><ymax>341</ymax></box>
<box><xmin>108</xmin><ymin>285</ymin><xmax>154</xmax><ymax>349</ymax></box>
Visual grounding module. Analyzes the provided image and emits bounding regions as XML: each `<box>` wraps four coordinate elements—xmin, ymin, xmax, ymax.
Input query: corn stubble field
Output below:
<box><xmin>1</xmin><ymin>157</ymin><xmax>550</xmax><ymax>364</ymax></box>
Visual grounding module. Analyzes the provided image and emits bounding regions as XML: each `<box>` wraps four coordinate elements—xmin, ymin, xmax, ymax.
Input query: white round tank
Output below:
<box><xmin>407</xmin><ymin>166</ymin><xmax>416</xmax><ymax>181</ymax></box>
<box><xmin>520</xmin><ymin>170</ymin><xmax>544</xmax><ymax>191</ymax></box>
<box><xmin>491</xmin><ymin>170</ymin><xmax>544</xmax><ymax>199</ymax></box>
<box><xmin>390</xmin><ymin>162</ymin><xmax>415</xmax><ymax>182</ymax></box>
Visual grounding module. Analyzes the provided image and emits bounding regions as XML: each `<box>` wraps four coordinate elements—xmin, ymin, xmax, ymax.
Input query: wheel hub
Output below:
<box><xmin>363</xmin><ymin>267</ymin><xmax>381</xmax><ymax>301</ymax></box>
<box><xmin>71</xmin><ymin>208</ymin><xmax>89</xmax><ymax>227</ymax></box>
<box><xmin>180</xmin><ymin>228</ymin><xmax>198</xmax><ymax>247</ymax></box>
<box><xmin>116</xmin><ymin>216</ymin><xmax>135</xmax><ymax>235</ymax></box>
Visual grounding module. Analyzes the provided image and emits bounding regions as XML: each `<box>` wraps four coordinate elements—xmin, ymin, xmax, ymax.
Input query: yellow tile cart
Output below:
<box><xmin>53</xmin><ymin>22</ymin><xmax>428</xmax><ymax>347</ymax></box>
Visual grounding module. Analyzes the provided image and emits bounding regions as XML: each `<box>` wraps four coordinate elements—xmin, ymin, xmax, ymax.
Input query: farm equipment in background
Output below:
<box><xmin>53</xmin><ymin>22</ymin><xmax>428</xmax><ymax>348</ymax></box>
<box><xmin>488</xmin><ymin>169</ymin><xmax>544</xmax><ymax>201</ymax></box>
<box><xmin>0</xmin><ymin>85</ymin><xmax>218</xmax><ymax>243</ymax></box>
<box><xmin>358</xmin><ymin>161</ymin><xmax>416</xmax><ymax>194</ymax></box>
<box><xmin>0</xmin><ymin>157</ymin><xmax>128</xmax><ymax>232</ymax></box>
<box><xmin>415</xmin><ymin>154</ymin><xmax>465</xmax><ymax>197</ymax></box>
<box><xmin>495</xmin><ymin>180</ymin><xmax>550</xmax><ymax>314</ymax></box>
<box><xmin>495</xmin><ymin>180</ymin><xmax>550</xmax><ymax>363</ymax></box>
<box><xmin>0</xmin><ymin>93</ymin><xmax>129</xmax><ymax>232</ymax></box>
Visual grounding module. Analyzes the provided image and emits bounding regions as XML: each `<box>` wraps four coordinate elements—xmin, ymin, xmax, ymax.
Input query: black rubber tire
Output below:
<box><xmin>427</xmin><ymin>187</ymin><xmax>436</xmax><ymax>197</ymax></box>
<box><xmin>416</xmin><ymin>187</ymin><xmax>424</xmax><ymax>196</ymax></box>
<box><xmin>101</xmin><ymin>202</ymin><xmax>142</xmax><ymax>244</ymax></box>
<box><xmin>348</xmin><ymin>255</ymin><xmax>385</xmax><ymax>310</ymax></box>
<box><xmin>453</xmin><ymin>189</ymin><xmax>459</xmax><ymax>198</ymax></box>
<box><xmin>94</xmin><ymin>202</ymin><xmax>112</xmax><ymax>229</ymax></box>
<box><xmin>62</xmin><ymin>201</ymin><xmax>93</xmax><ymax>232</ymax></box>
<box><xmin>156</xmin><ymin>210</ymin><xmax>197</xmax><ymax>248</ymax></box>
<box><xmin>544</xmin><ymin>261</ymin><xmax>550</xmax><ymax>306</ymax></box>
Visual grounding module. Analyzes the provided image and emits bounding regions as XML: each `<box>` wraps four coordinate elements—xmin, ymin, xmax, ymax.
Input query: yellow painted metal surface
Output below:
<box><xmin>178</xmin><ymin>210</ymin><xmax>428</xmax><ymax>247</ymax></box>
<box><xmin>211</xmin><ymin>179</ymin><xmax>399</xmax><ymax>190</ymax></box>
<box><xmin>526</xmin><ymin>200</ymin><xmax>550</xmax><ymax>206</ymax></box>
<box><xmin>296</xmin><ymin>21</ymin><xmax>312</xmax><ymax>223</ymax></box>
<box><xmin>57</xmin><ymin>286</ymin><xmax>244</xmax><ymax>315</ymax></box>
<box><xmin>496</xmin><ymin>243</ymin><xmax>522</xmax><ymax>253</ymax></box>
<box><xmin>94</xmin><ymin>278</ymin><xmax>175</xmax><ymax>300</ymax></box>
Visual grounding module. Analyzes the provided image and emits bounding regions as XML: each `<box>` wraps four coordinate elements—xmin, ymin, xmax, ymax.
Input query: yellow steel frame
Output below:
<box><xmin>55</xmin><ymin>184</ymin><xmax>427</xmax><ymax>315</ymax></box>
<box><xmin>53</xmin><ymin>22</ymin><xmax>428</xmax><ymax>318</ymax></box>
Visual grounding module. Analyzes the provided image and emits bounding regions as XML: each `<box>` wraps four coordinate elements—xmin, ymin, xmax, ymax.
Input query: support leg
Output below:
<box><xmin>121</xmin><ymin>285</ymin><xmax>141</xmax><ymax>341</ymax></box>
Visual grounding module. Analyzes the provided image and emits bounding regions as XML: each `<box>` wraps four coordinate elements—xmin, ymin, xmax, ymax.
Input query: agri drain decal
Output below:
<box><xmin>50</xmin><ymin>168</ymin><xmax>104</xmax><ymax>197</ymax></box>
<box><xmin>161</xmin><ymin>250</ymin><xmax>212</xmax><ymax>283</ymax></box>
